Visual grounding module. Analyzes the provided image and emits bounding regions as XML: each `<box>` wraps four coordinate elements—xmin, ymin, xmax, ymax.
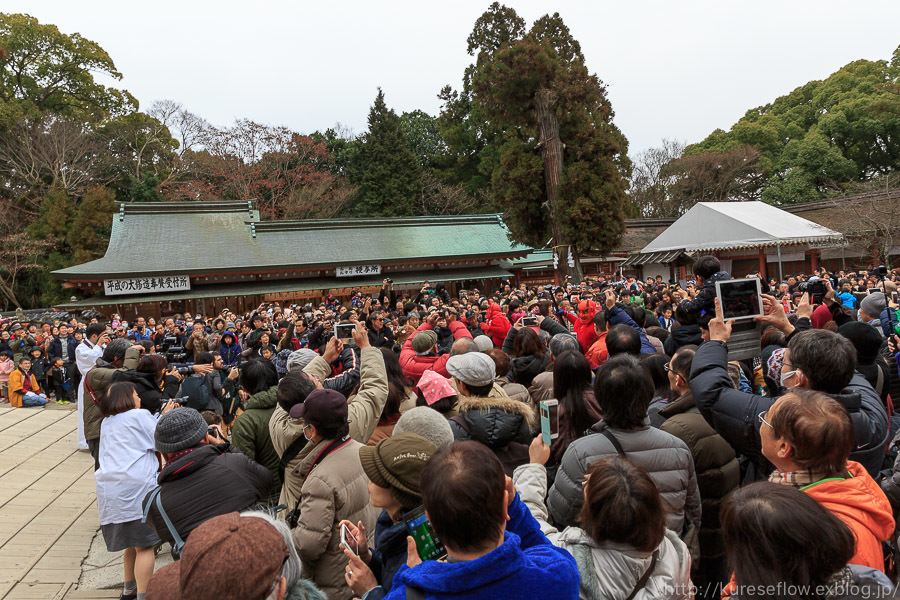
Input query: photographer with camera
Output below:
<box><xmin>129</xmin><ymin>317</ymin><xmax>153</xmax><ymax>342</ymax></box>
<box><xmin>367</xmin><ymin>310</ymin><xmax>395</xmax><ymax>350</ymax></box>
<box><xmin>112</xmin><ymin>353</ymin><xmax>184</xmax><ymax>414</ymax></box>
<box><xmin>184</xmin><ymin>322</ymin><xmax>212</xmax><ymax>362</ymax></box>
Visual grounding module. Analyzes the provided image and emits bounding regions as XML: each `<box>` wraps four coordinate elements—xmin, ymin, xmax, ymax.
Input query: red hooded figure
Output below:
<box><xmin>483</xmin><ymin>302</ymin><xmax>511</xmax><ymax>348</ymax></box>
<box><xmin>563</xmin><ymin>299</ymin><xmax>599</xmax><ymax>352</ymax></box>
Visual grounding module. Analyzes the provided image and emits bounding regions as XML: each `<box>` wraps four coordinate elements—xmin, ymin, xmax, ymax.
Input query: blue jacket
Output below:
<box><xmin>129</xmin><ymin>327</ymin><xmax>153</xmax><ymax>342</ymax></box>
<box><xmin>362</xmin><ymin>510</ymin><xmax>410</xmax><ymax>600</ymax></box>
<box><xmin>219</xmin><ymin>338</ymin><xmax>242</xmax><ymax>367</ymax></box>
<box><xmin>48</xmin><ymin>336</ymin><xmax>79</xmax><ymax>363</ymax></box>
<box><xmin>608</xmin><ymin>306</ymin><xmax>656</xmax><ymax>355</ymax></box>
<box><xmin>837</xmin><ymin>291</ymin><xmax>856</xmax><ymax>309</ymax></box>
<box><xmin>383</xmin><ymin>494</ymin><xmax>579</xmax><ymax>600</ymax></box>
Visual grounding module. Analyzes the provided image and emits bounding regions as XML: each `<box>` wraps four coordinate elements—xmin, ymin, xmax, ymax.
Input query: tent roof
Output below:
<box><xmin>640</xmin><ymin>202</ymin><xmax>844</xmax><ymax>253</ymax></box>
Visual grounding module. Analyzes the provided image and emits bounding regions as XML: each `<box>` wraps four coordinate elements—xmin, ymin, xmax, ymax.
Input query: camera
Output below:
<box><xmin>161</xmin><ymin>335</ymin><xmax>186</xmax><ymax>363</ymax></box>
<box><xmin>798</xmin><ymin>280</ymin><xmax>826</xmax><ymax>303</ymax></box>
<box><xmin>172</xmin><ymin>396</ymin><xmax>190</xmax><ymax>406</ymax></box>
<box><xmin>386</xmin><ymin>278</ymin><xmax>393</xmax><ymax>284</ymax></box>
<box><xmin>872</xmin><ymin>265</ymin><xmax>889</xmax><ymax>277</ymax></box>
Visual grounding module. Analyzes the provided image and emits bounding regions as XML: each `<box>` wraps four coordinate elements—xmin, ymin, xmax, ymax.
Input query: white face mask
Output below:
<box><xmin>302</xmin><ymin>424</ymin><xmax>313</xmax><ymax>442</ymax></box>
<box><xmin>781</xmin><ymin>368</ymin><xmax>801</xmax><ymax>388</ymax></box>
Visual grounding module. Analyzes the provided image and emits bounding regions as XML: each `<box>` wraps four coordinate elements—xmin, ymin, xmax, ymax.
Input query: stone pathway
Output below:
<box><xmin>0</xmin><ymin>404</ymin><xmax>169</xmax><ymax>600</ymax></box>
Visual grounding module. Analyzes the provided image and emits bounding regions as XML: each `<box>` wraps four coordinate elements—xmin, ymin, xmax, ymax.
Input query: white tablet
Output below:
<box><xmin>715</xmin><ymin>278</ymin><xmax>763</xmax><ymax>321</ymax></box>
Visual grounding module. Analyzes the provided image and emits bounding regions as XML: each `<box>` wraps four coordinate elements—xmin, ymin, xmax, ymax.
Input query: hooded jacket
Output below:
<box><xmin>398</xmin><ymin>321</ymin><xmax>471</xmax><ymax>384</ymax></box>
<box><xmin>218</xmin><ymin>333</ymin><xmax>242</xmax><ymax>366</ymax></box>
<box><xmin>657</xmin><ymin>390</ymin><xmax>740</xmax><ymax>574</ymax></box>
<box><xmin>690</xmin><ymin>339</ymin><xmax>890</xmax><ymax>482</ymax></box>
<box><xmin>483</xmin><ymin>303</ymin><xmax>511</xmax><ymax>348</ymax></box>
<box><xmin>514</xmin><ymin>463</ymin><xmax>692</xmax><ymax>600</ymax></box>
<box><xmin>449</xmin><ymin>394</ymin><xmax>537</xmax><ymax>476</ymax></box>
<box><xmin>231</xmin><ymin>386</ymin><xmax>282</xmax><ymax>504</ymax></box>
<box><xmin>384</xmin><ymin>492</ymin><xmax>579</xmax><ymax>600</ymax></box>
<box><xmin>293</xmin><ymin>437</ymin><xmax>379</xmax><ymax>600</ymax></box>
<box><xmin>680</xmin><ymin>271</ymin><xmax>731</xmax><ymax>316</ymax></box>
<box><xmin>802</xmin><ymin>461</ymin><xmax>894</xmax><ymax>572</ymax></box>
<box><xmin>663</xmin><ymin>324</ymin><xmax>703</xmax><ymax>357</ymax></box>
<box><xmin>141</xmin><ymin>443</ymin><xmax>273</xmax><ymax>547</ymax></box>
<box><xmin>548</xmin><ymin>418</ymin><xmax>701</xmax><ymax>535</ymax></box>
<box><xmin>585</xmin><ymin>332</ymin><xmax>609</xmax><ymax>369</ymax></box>
<box><xmin>501</xmin><ymin>327</ymin><xmax>551</xmax><ymax>387</ymax></box>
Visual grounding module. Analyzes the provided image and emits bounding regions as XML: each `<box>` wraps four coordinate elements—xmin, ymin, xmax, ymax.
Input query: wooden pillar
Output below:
<box><xmin>758</xmin><ymin>248</ymin><xmax>767</xmax><ymax>279</ymax></box>
<box><xmin>810</xmin><ymin>249</ymin><xmax>819</xmax><ymax>271</ymax></box>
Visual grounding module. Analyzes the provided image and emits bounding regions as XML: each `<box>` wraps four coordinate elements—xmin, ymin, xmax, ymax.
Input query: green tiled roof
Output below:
<box><xmin>54</xmin><ymin>265</ymin><xmax>512</xmax><ymax>308</ymax></box>
<box><xmin>53</xmin><ymin>202</ymin><xmax>529</xmax><ymax>280</ymax></box>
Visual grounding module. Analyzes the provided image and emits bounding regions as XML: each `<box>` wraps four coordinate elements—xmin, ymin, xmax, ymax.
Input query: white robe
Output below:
<box><xmin>75</xmin><ymin>340</ymin><xmax>103</xmax><ymax>450</ymax></box>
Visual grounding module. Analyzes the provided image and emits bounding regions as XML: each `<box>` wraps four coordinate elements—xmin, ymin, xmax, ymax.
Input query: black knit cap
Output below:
<box><xmin>359</xmin><ymin>433</ymin><xmax>436</xmax><ymax>510</ymax></box>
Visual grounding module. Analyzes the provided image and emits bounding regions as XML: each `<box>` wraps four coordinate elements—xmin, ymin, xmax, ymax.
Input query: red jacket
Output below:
<box><xmin>803</xmin><ymin>461</ymin><xmax>894</xmax><ymax>571</ymax></box>
<box><xmin>399</xmin><ymin>321</ymin><xmax>472</xmax><ymax>384</ymax></box>
<box><xmin>482</xmin><ymin>303</ymin><xmax>511</xmax><ymax>348</ymax></box>
<box><xmin>585</xmin><ymin>331</ymin><xmax>609</xmax><ymax>369</ymax></box>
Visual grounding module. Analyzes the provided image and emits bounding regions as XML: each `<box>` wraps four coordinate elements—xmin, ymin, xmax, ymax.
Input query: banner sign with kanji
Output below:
<box><xmin>336</xmin><ymin>265</ymin><xmax>381</xmax><ymax>277</ymax></box>
<box><xmin>104</xmin><ymin>276</ymin><xmax>191</xmax><ymax>296</ymax></box>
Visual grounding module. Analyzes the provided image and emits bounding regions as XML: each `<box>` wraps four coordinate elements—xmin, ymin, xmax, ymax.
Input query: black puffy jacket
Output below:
<box><xmin>449</xmin><ymin>394</ymin><xmax>536</xmax><ymax>476</ymax></box>
<box><xmin>142</xmin><ymin>443</ymin><xmax>272</xmax><ymax>547</ymax></box>
<box><xmin>664</xmin><ymin>323</ymin><xmax>703</xmax><ymax>357</ymax></box>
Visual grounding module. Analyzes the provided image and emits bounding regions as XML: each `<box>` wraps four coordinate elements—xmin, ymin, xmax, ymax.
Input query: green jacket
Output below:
<box><xmin>84</xmin><ymin>347</ymin><xmax>141</xmax><ymax>441</ymax></box>
<box><xmin>232</xmin><ymin>386</ymin><xmax>282</xmax><ymax>504</ymax></box>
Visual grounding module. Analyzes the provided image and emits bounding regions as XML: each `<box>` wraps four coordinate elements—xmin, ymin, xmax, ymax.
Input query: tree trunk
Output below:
<box><xmin>535</xmin><ymin>89</ymin><xmax>583</xmax><ymax>282</ymax></box>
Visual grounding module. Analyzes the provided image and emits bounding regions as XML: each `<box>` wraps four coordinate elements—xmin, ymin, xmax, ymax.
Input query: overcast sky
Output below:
<box><xmin>6</xmin><ymin>1</ymin><xmax>900</xmax><ymax>155</ymax></box>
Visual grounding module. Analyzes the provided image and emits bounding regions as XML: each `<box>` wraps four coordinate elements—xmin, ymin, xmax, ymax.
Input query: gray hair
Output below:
<box><xmin>549</xmin><ymin>332</ymin><xmax>581</xmax><ymax>357</ymax></box>
<box><xmin>450</xmin><ymin>337</ymin><xmax>477</xmax><ymax>356</ymax></box>
<box><xmin>242</xmin><ymin>510</ymin><xmax>302</xmax><ymax>591</ymax></box>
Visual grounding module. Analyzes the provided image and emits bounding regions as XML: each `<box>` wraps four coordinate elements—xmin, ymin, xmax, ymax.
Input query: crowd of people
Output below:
<box><xmin>3</xmin><ymin>263</ymin><xmax>900</xmax><ymax>600</ymax></box>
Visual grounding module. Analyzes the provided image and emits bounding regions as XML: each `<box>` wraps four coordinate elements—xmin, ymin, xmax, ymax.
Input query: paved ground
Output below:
<box><xmin>0</xmin><ymin>404</ymin><xmax>170</xmax><ymax>600</ymax></box>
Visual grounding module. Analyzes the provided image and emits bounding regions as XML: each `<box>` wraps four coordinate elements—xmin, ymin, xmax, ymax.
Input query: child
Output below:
<box><xmin>0</xmin><ymin>350</ymin><xmax>14</xmax><ymax>402</ymax></box>
<box><xmin>29</xmin><ymin>347</ymin><xmax>49</xmax><ymax>397</ymax></box>
<box><xmin>681</xmin><ymin>255</ymin><xmax>732</xmax><ymax>316</ymax></box>
<box><xmin>47</xmin><ymin>356</ymin><xmax>69</xmax><ymax>404</ymax></box>
<box><xmin>260</xmin><ymin>346</ymin><xmax>275</xmax><ymax>362</ymax></box>
<box><xmin>658</xmin><ymin>305</ymin><xmax>675</xmax><ymax>331</ymax></box>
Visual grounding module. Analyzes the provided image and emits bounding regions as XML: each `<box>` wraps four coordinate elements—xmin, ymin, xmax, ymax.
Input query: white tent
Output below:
<box><xmin>633</xmin><ymin>201</ymin><xmax>844</xmax><ymax>279</ymax></box>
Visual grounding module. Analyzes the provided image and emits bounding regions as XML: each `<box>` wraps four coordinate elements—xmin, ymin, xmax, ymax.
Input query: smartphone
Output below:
<box><xmin>715</xmin><ymin>278</ymin><xmax>763</xmax><ymax>320</ymax></box>
<box><xmin>340</xmin><ymin>523</ymin><xmax>358</xmax><ymax>555</ymax></box>
<box><xmin>522</xmin><ymin>316</ymin><xmax>538</xmax><ymax>327</ymax></box>
<box><xmin>403</xmin><ymin>506</ymin><xmax>447</xmax><ymax>562</ymax></box>
<box><xmin>892</xmin><ymin>292</ymin><xmax>898</xmax><ymax>304</ymax></box>
<box><xmin>540</xmin><ymin>400</ymin><xmax>559</xmax><ymax>445</ymax></box>
<box><xmin>335</xmin><ymin>323</ymin><xmax>355</xmax><ymax>341</ymax></box>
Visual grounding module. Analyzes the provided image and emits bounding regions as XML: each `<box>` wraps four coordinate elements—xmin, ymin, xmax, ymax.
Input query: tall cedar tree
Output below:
<box><xmin>444</xmin><ymin>5</ymin><xmax>631</xmax><ymax>279</ymax></box>
<box><xmin>354</xmin><ymin>89</ymin><xmax>423</xmax><ymax>216</ymax></box>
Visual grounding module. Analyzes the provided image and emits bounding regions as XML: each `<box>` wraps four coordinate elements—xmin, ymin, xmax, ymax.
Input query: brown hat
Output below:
<box><xmin>411</xmin><ymin>329</ymin><xmax>438</xmax><ymax>353</ymax></box>
<box><xmin>146</xmin><ymin>512</ymin><xmax>288</xmax><ymax>600</ymax></box>
<box><xmin>359</xmin><ymin>433</ymin><xmax>436</xmax><ymax>510</ymax></box>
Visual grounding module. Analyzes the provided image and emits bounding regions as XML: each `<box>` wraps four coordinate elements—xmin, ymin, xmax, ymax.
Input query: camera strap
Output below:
<box><xmin>286</xmin><ymin>435</ymin><xmax>351</xmax><ymax>527</ymax></box>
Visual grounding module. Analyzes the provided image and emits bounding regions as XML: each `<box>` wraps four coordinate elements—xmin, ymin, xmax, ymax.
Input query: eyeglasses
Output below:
<box><xmin>663</xmin><ymin>362</ymin><xmax>673</xmax><ymax>373</ymax></box>
<box><xmin>758</xmin><ymin>410</ymin><xmax>773</xmax><ymax>429</ymax></box>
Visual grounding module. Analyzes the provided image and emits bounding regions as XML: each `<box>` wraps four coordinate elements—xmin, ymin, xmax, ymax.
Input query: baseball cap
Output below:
<box><xmin>289</xmin><ymin>388</ymin><xmax>348</xmax><ymax>428</ymax></box>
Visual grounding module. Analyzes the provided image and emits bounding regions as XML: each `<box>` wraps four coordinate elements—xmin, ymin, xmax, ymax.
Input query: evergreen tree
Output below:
<box><xmin>353</xmin><ymin>89</ymin><xmax>423</xmax><ymax>217</ymax></box>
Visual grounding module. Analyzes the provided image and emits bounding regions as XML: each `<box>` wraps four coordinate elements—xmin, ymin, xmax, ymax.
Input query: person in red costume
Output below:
<box><xmin>482</xmin><ymin>302</ymin><xmax>511</xmax><ymax>348</ymax></box>
<box><xmin>562</xmin><ymin>299</ymin><xmax>599</xmax><ymax>352</ymax></box>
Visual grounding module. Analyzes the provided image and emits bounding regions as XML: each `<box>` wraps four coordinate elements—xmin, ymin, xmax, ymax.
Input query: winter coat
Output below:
<box><xmin>84</xmin><ymin>347</ymin><xmax>142</xmax><ymax>441</ymax></box>
<box><xmin>548</xmin><ymin>418</ymin><xmax>702</xmax><ymax>535</ymax></box>
<box><xmin>483</xmin><ymin>303</ymin><xmax>511</xmax><ymax>348</ymax></box>
<box><xmin>585</xmin><ymin>332</ymin><xmax>609</xmax><ymax>369</ymax></box>
<box><xmin>690</xmin><ymin>339</ymin><xmax>890</xmax><ymax>482</ymax></box>
<box><xmin>680</xmin><ymin>271</ymin><xmax>731</xmax><ymax>315</ymax></box>
<box><xmin>368</xmin><ymin>325</ymin><xmax>396</xmax><ymax>350</ymax></box>
<box><xmin>292</xmin><ymin>437</ymin><xmax>379</xmax><ymax>600</ymax></box>
<box><xmin>398</xmin><ymin>321</ymin><xmax>471</xmax><ymax>384</ymax></box>
<box><xmin>231</xmin><ymin>386</ymin><xmax>282</xmax><ymax>504</ymax></box>
<box><xmin>0</xmin><ymin>358</ymin><xmax>14</xmax><ymax>385</ymax></box>
<box><xmin>528</xmin><ymin>371</ymin><xmax>554</xmax><ymax>404</ymax></box>
<box><xmin>270</xmin><ymin>346</ymin><xmax>388</xmax><ymax>512</ymax></box>
<box><xmin>496</xmin><ymin>378</ymin><xmax>532</xmax><ymax>408</ymax></box>
<box><xmin>141</xmin><ymin>443</ymin><xmax>273</xmax><ymax>547</ymax></box>
<box><xmin>656</xmin><ymin>390</ymin><xmax>739</xmax><ymax>577</ymax></box>
<box><xmin>10</xmin><ymin>335</ymin><xmax>36</xmax><ymax>364</ymax></box>
<box><xmin>184</xmin><ymin>331</ymin><xmax>212</xmax><ymax>357</ymax></box>
<box><xmin>362</xmin><ymin>509</ymin><xmax>411</xmax><ymax>600</ymax></box>
<box><xmin>47</xmin><ymin>336</ymin><xmax>78</xmax><ymax>363</ymax></box>
<box><xmin>384</xmin><ymin>493</ymin><xmax>580</xmax><ymax>600</ymax></box>
<box><xmin>111</xmin><ymin>369</ymin><xmax>180</xmax><ymax>414</ymax></box>
<box><xmin>8</xmin><ymin>368</ymin><xmax>40</xmax><ymax>407</ymax></box>
<box><xmin>802</xmin><ymin>461</ymin><xmax>894</xmax><ymax>572</ymax></box>
<box><xmin>29</xmin><ymin>356</ymin><xmax>48</xmax><ymax>381</ymax></box>
<box><xmin>449</xmin><ymin>394</ymin><xmax>536</xmax><ymax>476</ymax></box>
<box><xmin>218</xmin><ymin>335</ymin><xmax>242</xmax><ymax>367</ymax></box>
<box><xmin>501</xmin><ymin>327</ymin><xmax>551</xmax><ymax>388</ymax></box>
<box><xmin>514</xmin><ymin>463</ymin><xmax>692</xmax><ymax>600</ymax></box>
<box><xmin>664</xmin><ymin>324</ymin><xmax>703</xmax><ymax>357</ymax></box>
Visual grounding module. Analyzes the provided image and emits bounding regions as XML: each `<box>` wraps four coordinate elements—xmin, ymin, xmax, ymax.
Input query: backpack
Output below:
<box><xmin>180</xmin><ymin>376</ymin><xmax>210</xmax><ymax>410</ymax></box>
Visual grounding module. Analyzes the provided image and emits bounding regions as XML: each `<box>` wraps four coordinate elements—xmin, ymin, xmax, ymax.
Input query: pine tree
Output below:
<box><xmin>353</xmin><ymin>89</ymin><xmax>423</xmax><ymax>216</ymax></box>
